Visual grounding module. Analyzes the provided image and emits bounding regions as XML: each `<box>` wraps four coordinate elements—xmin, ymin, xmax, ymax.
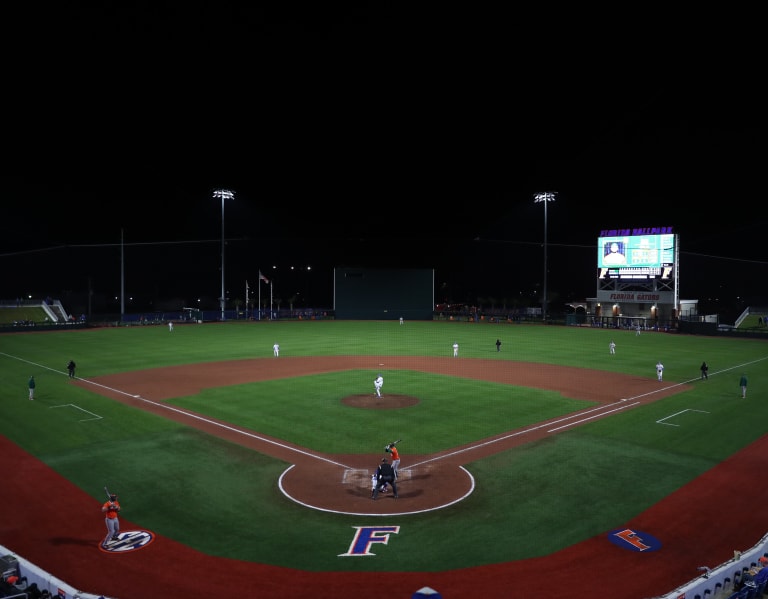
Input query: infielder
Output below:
<box><xmin>453</xmin><ymin>342</ymin><xmax>459</xmax><ymax>357</ymax></box>
<box><xmin>374</xmin><ymin>374</ymin><xmax>383</xmax><ymax>397</ymax></box>
<box><xmin>273</xmin><ymin>343</ymin><xmax>280</xmax><ymax>357</ymax></box>
<box><xmin>656</xmin><ymin>360</ymin><xmax>664</xmax><ymax>381</ymax></box>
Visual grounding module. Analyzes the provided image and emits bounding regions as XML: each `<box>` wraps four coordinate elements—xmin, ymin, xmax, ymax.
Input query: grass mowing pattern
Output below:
<box><xmin>1</xmin><ymin>321</ymin><xmax>766</xmax><ymax>571</ymax></box>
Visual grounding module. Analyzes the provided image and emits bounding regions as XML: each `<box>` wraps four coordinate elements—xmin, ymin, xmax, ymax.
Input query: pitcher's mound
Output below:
<box><xmin>342</xmin><ymin>394</ymin><xmax>419</xmax><ymax>409</ymax></box>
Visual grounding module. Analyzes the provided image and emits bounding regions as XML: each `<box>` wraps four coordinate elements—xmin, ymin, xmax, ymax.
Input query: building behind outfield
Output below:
<box><xmin>334</xmin><ymin>268</ymin><xmax>434</xmax><ymax>320</ymax></box>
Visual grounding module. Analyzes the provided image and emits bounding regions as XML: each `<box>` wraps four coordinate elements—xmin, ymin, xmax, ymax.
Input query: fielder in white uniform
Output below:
<box><xmin>374</xmin><ymin>374</ymin><xmax>383</xmax><ymax>397</ymax></box>
<box><xmin>656</xmin><ymin>360</ymin><xmax>664</xmax><ymax>381</ymax></box>
<box><xmin>273</xmin><ymin>343</ymin><xmax>280</xmax><ymax>357</ymax></box>
<box><xmin>453</xmin><ymin>342</ymin><xmax>459</xmax><ymax>357</ymax></box>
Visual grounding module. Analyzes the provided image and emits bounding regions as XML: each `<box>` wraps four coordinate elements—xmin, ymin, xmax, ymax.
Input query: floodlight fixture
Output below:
<box><xmin>533</xmin><ymin>191</ymin><xmax>557</xmax><ymax>322</ymax></box>
<box><xmin>213</xmin><ymin>189</ymin><xmax>235</xmax><ymax>320</ymax></box>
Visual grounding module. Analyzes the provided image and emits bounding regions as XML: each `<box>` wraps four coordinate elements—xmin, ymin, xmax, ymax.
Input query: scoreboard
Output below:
<box><xmin>597</xmin><ymin>230</ymin><xmax>676</xmax><ymax>280</ymax></box>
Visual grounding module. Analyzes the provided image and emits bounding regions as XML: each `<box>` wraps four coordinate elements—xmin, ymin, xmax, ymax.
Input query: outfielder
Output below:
<box><xmin>374</xmin><ymin>374</ymin><xmax>383</xmax><ymax>397</ymax></box>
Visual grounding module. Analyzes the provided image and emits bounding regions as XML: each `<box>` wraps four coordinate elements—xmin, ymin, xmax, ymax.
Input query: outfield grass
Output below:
<box><xmin>1</xmin><ymin>321</ymin><xmax>766</xmax><ymax>572</ymax></box>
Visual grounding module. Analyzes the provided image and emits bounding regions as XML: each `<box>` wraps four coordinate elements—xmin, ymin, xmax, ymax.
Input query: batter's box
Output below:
<box><xmin>342</xmin><ymin>469</ymin><xmax>372</xmax><ymax>485</ymax></box>
<box><xmin>341</xmin><ymin>468</ymin><xmax>410</xmax><ymax>485</ymax></box>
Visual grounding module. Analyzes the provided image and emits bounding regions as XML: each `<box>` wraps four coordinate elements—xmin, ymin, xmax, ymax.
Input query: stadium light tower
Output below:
<box><xmin>212</xmin><ymin>189</ymin><xmax>235</xmax><ymax>320</ymax></box>
<box><xmin>533</xmin><ymin>191</ymin><xmax>557</xmax><ymax>322</ymax></box>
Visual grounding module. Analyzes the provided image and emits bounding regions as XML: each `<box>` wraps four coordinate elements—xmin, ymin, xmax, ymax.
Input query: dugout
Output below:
<box><xmin>334</xmin><ymin>268</ymin><xmax>434</xmax><ymax>320</ymax></box>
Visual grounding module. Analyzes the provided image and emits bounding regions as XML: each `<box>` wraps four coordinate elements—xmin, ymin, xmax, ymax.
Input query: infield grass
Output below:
<box><xmin>1</xmin><ymin>320</ymin><xmax>766</xmax><ymax>571</ymax></box>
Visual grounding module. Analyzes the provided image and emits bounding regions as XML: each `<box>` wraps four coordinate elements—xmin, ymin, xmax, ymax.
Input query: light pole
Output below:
<box><xmin>212</xmin><ymin>189</ymin><xmax>235</xmax><ymax>320</ymax></box>
<box><xmin>533</xmin><ymin>191</ymin><xmax>557</xmax><ymax>322</ymax></box>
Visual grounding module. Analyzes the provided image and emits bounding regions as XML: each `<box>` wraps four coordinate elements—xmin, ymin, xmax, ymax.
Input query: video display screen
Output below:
<box><xmin>597</xmin><ymin>233</ymin><xmax>675</xmax><ymax>279</ymax></box>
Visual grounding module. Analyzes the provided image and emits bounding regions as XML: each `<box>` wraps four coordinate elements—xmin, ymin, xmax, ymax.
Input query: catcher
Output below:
<box><xmin>370</xmin><ymin>472</ymin><xmax>378</xmax><ymax>498</ymax></box>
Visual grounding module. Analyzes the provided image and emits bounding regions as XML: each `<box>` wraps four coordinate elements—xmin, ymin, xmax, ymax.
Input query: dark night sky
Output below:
<box><xmin>2</xmin><ymin>6</ymin><xmax>766</xmax><ymax>313</ymax></box>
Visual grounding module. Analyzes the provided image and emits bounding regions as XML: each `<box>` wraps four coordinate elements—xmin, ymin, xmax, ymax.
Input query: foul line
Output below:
<box><xmin>4</xmin><ymin>352</ymin><xmax>767</xmax><ymax>473</ymax></box>
<box><xmin>0</xmin><ymin>351</ymin><xmax>351</xmax><ymax>470</ymax></box>
<box><xmin>86</xmin><ymin>377</ymin><xmax>353</xmax><ymax>469</ymax></box>
<box><xmin>409</xmin><ymin>356</ymin><xmax>768</xmax><ymax>470</ymax></box>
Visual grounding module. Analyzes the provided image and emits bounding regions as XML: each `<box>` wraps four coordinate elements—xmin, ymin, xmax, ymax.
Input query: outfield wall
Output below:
<box><xmin>333</xmin><ymin>268</ymin><xmax>434</xmax><ymax>320</ymax></box>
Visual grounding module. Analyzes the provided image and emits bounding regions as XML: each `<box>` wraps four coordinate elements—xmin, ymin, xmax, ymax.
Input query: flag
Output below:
<box><xmin>259</xmin><ymin>271</ymin><xmax>269</xmax><ymax>284</ymax></box>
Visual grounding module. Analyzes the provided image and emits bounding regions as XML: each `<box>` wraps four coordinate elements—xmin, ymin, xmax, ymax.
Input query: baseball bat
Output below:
<box><xmin>104</xmin><ymin>485</ymin><xmax>112</xmax><ymax>500</ymax></box>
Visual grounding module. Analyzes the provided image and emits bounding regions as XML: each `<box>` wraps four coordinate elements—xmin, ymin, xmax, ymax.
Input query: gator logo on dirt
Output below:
<box><xmin>608</xmin><ymin>528</ymin><xmax>662</xmax><ymax>553</ymax></box>
<box><xmin>98</xmin><ymin>530</ymin><xmax>156</xmax><ymax>553</ymax></box>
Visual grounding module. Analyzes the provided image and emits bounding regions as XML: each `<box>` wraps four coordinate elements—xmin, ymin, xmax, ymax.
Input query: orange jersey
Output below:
<box><xmin>102</xmin><ymin>500</ymin><xmax>121</xmax><ymax>519</ymax></box>
<box><xmin>389</xmin><ymin>446</ymin><xmax>399</xmax><ymax>460</ymax></box>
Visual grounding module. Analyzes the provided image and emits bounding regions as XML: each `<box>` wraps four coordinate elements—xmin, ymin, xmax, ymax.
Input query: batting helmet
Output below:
<box><xmin>110</xmin><ymin>494</ymin><xmax>117</xmax><ymax>501</ymax></box>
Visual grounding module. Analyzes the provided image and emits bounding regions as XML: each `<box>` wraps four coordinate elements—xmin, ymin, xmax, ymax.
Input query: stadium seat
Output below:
<box><xmin>739</xmin><ymin>583</ymin><xmax>757</xmax><ymax>599</ymax></box>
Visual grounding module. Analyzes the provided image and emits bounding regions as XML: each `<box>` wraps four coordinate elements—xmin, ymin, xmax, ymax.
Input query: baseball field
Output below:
<box><xmin>1</xmin><ymin>320</ymin><xmax>766</xmax><ymax>598</ymax></box>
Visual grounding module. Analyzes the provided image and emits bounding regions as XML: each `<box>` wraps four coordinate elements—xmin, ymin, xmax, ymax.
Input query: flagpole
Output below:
<box><xmin>245</xmin><ymin>281</ymin><xmax>249</xmax><ymax>320</ymax></box>
<box><xmin>258</xmin><ymin>273</ymin><xmax>261</xmax><ymax>321</ymax></box>
<box><xmin>270</xmin><ymin>280</ymin><xmax>273</xmax><ymax>320</ymax></box>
